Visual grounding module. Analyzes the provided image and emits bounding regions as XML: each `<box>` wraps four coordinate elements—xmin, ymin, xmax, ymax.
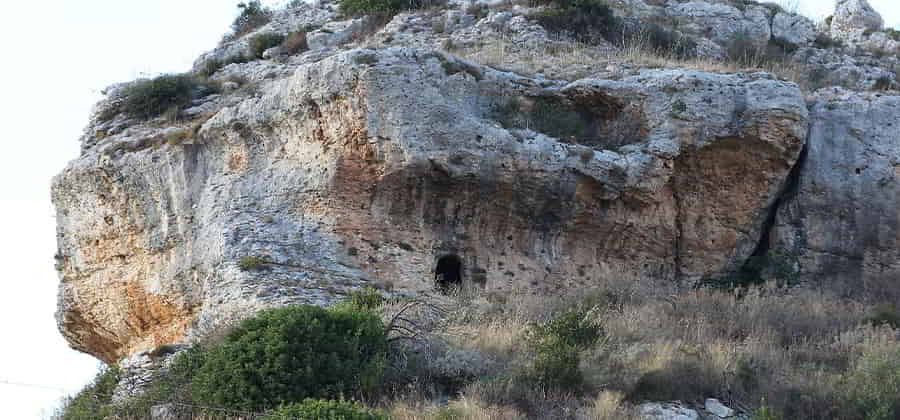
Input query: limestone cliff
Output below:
<box><xmin>52</xmin><ymin>0</ymin><xmax>900</xmax><ymax>364</ymax></box>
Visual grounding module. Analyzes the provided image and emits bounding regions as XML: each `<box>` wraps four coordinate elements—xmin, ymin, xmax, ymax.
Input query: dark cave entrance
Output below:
<box><xmin>435</xmin><ymin>254</ymin><xmax>462</xmax><ymax>293</ymax></box>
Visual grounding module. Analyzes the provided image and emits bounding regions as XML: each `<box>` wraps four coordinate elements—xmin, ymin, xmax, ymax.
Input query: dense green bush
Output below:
<box><xmin>250</xmin><ymin>32</ymin><xmax>286</xmax><ymax>59</ymax></box>
<box><xmin>232</xmin><ymin>1</ymin><xmax>272</xmax><ymax>37</ymax></box>
<box><xmin>120</xmin><ymin>74</ymin><xmax>214</xmax><ymax>120</ymax></box>
<box><xmin>532</xmin><ymin>0</ymin><xmax>619</xmax><ymax>44</ymax></box>
<box><xmin>520</xmin><ymin>307</ymin><xmax>603</xmax><ymax>392</ymax></box>
<box><xmin>191</xmin><ymin>304</ymin><xmax>388</xmax><ymax>411</ymax></box>
<box><xmin>54</xmin><ymin>366</ymin><xmax>120</xmax><ymax>420</ymax></box>
<box><xmin>264</xmin><ymin>399</ymin><xmax>388</xmax><ymax>420</ymax></box>
<box><xmin>339</xmin><ymin>0</ymin><xmax>433</xmax><ymax>17</ymax></box>
<box><xmin>842</xmin><ymin>345</ymin><xmax>900</xmax><ymax>420</ymax></box>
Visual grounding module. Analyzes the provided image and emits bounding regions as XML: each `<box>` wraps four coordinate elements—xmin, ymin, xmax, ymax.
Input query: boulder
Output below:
<box><xmin>704</xmin><ymin>398</ymin><xmax>735</xmax><ymax>418</ymax></box>
<box><xmin>639</xmin><ymin>402</ymin><xmax>699</xmax><ymax>420</ymax></box>
<box><xmin>772</xmin><ymin>11</ymin><xmax>816</xmax><ymax>47</ymax></box>
<box><xmin>830</xmin><ymin>0</ymin><xmax>884</xmax><ymax>42</ymax></box>
<box><xmin>773</xmin><ymin>89</ymin><xmax>900</xmax><ymax>295</ymax></box>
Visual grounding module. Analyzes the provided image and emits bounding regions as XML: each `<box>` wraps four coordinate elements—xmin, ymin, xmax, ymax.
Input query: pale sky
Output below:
<box><xmin>0</xmin><ymin>1</ymin><xmax>896</xmax><ymax>419</ymax></box>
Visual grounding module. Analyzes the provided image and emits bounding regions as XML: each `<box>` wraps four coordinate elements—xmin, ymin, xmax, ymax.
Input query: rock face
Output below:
<box><xmin>53</xmin><ymin>0</ymin><xmax>900</xmax><ymax>364</ymax></box>
<box><xmin>773</xmin><ymin>90</ymin><xmax>900</xmax><ymax>292</ymax></box>
<box><xmin>53</xmin><ymin>46</ymin><xmax>807</xmax><ymax>362</ymax></box>
<box><xmin>830</xmin><ymin>0</ymin><xmax>883</xmax><ymax>41</ymax></box>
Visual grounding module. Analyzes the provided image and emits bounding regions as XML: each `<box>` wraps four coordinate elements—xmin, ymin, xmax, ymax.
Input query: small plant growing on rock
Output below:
<box><xmin>120</xmin><ymin>74</ymin><xmax>215</xmax><ymax>120</ymax></box>
<box><xmin>249</xmin><ymin>32</ymin><xmax>285</xmax><ymax>59</ymax></box>
<box><xmin>339</xmin><ymin>0</ymin><xmax>433</xmax><ymax>17</ymax></box>
<box><xmin>532</xmin><ymin>0</ymin><xmax>619</xmax><ymax>44</ymax></box>
<box><xmin>238</xmin><ymin>255</ymin><xmax>270</xmax><ymax>271</ymax></box>
<box><xmin>232</xmin><ymin>1</ymin><xmax>272</xmax><ymax>37</ymax></box>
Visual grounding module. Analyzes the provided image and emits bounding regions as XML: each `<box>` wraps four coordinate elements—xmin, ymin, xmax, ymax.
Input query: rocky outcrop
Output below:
<box><xmin>773</xmin><ymin>89</ymin><xmax>900</xmax><ymax>292</ymax></box>
<box><xmin>55</xmin><ymin>0</ymin><xmax>900</xmax><ymax>365</ymax></box>
<box><xmin>53</xmin><ymin>45</ymin><xmax>807</xmax><ymax>362</ymax></box>
<box><xmin>830</xmin><ymin>0</ymin><xmax>883</xmax><ymax>41</ymax></box>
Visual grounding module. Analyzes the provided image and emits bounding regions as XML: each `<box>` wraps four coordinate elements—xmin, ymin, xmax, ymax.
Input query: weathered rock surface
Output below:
<box><xmin>53</xmin><ymin>45</ymin><xmax>807</xmax><ymax>362</ymax></box>
<box><xmin>830</xmin><ymin>0</ymin><xmax>883</xmax><ymax>41</ymax></box>
<box><xmin>54</xmin><ymin>0</ymin><xmax>900</xmax><ymax>365</ymax></box>
<box><xmin>773</xmin><ymin>89</ymin><xmax>900</xmax><ymax>291</ymax></box>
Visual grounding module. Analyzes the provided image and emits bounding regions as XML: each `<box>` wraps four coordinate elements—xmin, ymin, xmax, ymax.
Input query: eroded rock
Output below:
<box><xmin>53</xmin><ymin>48</ymin><xmax>807</xmax><ymax>362</ymax></box>
<box><xmin>773</xmin><ymin>89</ymin><xmax>900</xmax><ymax>294</ymax></box>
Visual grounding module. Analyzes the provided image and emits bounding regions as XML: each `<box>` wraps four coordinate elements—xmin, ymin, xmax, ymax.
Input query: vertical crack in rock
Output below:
<box><xmin>737</xmin><ymin>131</ymin><xmax>810</xmax><ymax>280</ymax></box>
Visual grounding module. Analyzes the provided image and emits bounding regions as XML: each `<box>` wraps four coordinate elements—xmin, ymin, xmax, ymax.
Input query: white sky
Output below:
<box><xmin>0</xmin><ymin>1</ymin><xmax>896</xmax><ymax>419</ymax></box>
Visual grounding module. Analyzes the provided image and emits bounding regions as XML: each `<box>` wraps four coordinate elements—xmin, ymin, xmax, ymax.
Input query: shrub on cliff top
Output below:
<box><xmin>191</xmin><ymin>304</ymin><xmax>388</xmax><ymax>411</ymax></box>
<box><xmin>339</xmin><ymin>0</ymin><xmax>436</xmax><ymax>17</ymax></box>
<box><xmin>532</xmin><ymin>0</ymin><xmax>619</xmax><ymax>44</ymax></box>
<box><xmin>120</xmin><ymin>74</ymin><xmax>215</xmax><ymax>120</ymax></box>
<box><xmin>249</xmin><ymin>32</ymin><xmax>285</xmax><ymax>59</ymax></box>
<box><xmin>232</xmin><ymin>1</ymin><xmax>272</xmax><ymax>37</ymax></box>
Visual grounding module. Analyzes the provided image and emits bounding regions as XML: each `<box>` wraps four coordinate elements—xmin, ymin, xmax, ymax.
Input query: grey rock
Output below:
<box><xmin>774</xmin><ymin>89</ymin><xmax>900</xmax><ymax>291</ymax></box>
<box><xmin>704</xmin><ymin>398</ymin><xmax>735</xmax><ymax>418</ymax></box>
<box><xmin>53</xmin><ymin>48</ymin><xmax>807</xmax><ymax>362</ymax></box>
<box><xmin>830</xmin><ymin>0</ymin><xmax>883</xmax><ymax>42</ymax></box>
<box><xmin>639</xmin><ymin>402</ymin><xmax>699</xmax><ymax>420</ymax></box>
<box><xmin>772</xmin><ymin>12</ymin><xmax>816</xmax><ymax>47</ymax></box>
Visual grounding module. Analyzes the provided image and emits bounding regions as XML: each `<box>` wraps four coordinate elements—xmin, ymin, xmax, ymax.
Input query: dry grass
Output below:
<box><xmin>383</xmin><ymin>283</ymin><xmax>900</xmax><ymax>419</ymax></box>
<box><xmin>450</xmin><ymin>32</ymin><xmax>808</xmax><ymax>89</ymax></box>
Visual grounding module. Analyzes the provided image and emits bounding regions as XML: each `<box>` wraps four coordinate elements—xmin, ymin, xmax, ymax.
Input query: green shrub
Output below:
<box><xmin>345</xmin><ymin>287</ymin><xmax>386</xmax><ymax>310</ymax></box>
<box><xmin>120</xmin><ymin>74</ymin><xmax>214</xmax><ymax>120</ymax></box>
<box><xmin>520</xmin><ymin>307</ymin><xmax>603</xmax><ymax>392</ymax></box>
<box><xmin>55</xmin><ymin>366</ymin><xmax>120</xmax><ymax>420</ymax></box>
<box><xmin>753</xmin><ymin>402</ymin><xmax>782</xmax><ymax>420</ymax></box>
<box><xmin>264</xmin><ymin>399</ymin><xmax>387</xmax><ymax>420</ymax></box>
<box><xmin>233</xmin><ymin>1</ymin><xmax>272</xmax><ymax>37</ymax></box>
<box><xmin>238</xmin><ymin>255</ymin><xmax>270</xmax><ymax>271</ymax></box>
<box><xmin>250</xmin><ymin>32</ymin><xmax>285</xmax><ymax>59</ymax></box>
<box><xmin>865</xmin><ymin>304</ymin><xmax>900</xmax><ymax>328</ymax></box>
<box><xmin>842</xmin><ymin>346</ymin><xmax>900</xmax><ymax>420</ymax></box>
<box><xmin>339</xmin><ymin>0</ymin><xmax>431</xmax><ymax>17</ymax></box>
<box><xmin>191</xmin><ymin>304</ymin><xmax>388</xmax><ymax>411</ymax></box>
<box><xmin>635</xmin><ymin>23</ymin><xmax>698</xmax><ymax>59</ymax></box>
<box><xmin>532</xmin><ymin>0</ymin><xmax>619</xmax><ymax>44</ymax></box>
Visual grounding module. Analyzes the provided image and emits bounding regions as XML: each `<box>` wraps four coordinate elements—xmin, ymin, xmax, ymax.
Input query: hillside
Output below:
<box><xmin>53</xmin><ymin>0</ymin><xmax>900</xmax><ymax>419</ymax></box>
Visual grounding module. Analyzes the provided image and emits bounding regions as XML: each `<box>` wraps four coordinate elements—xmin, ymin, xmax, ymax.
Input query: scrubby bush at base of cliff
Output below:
<box><xmin>191</xmin><ymin>304</ymin><xmax>387</xmax><ymax>411</ymax></box>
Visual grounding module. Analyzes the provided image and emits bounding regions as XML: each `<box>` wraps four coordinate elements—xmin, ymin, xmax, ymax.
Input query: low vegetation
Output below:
<box><xmin>56</xmin><ymin>278</ymin><xmax>900</xmax><ymax>420</ymax></box>
<box><xmin>191</xmin><ymin>304</ymin><xmax>387</xmax><ymax>411</ymax></box>
<box><xmin>264</xmin><ymin>399</ymin><xmax>388</xmax><ymax>420</ymax></box>
<box><xmin>232</xmin><ymin>1</ymin><xmax>272</xmax><ymax>37</ymax></box>
<box><xmin>55</xmin><ymin>366</ymin><xmax>120</xmax><ymax>420</ymax></box>
<box><xmin>249</xmin><ymin>32</ymin><xmax>285</xmax><ymax>59</ymax></box>
<box><xmin>339</xmin><ymin>0</ymin><xmax>437</xmax><ymax>17</ymax></box>
<box><xmin>119</xmin><ymin>74</ymin><xmax>217</xmax><ymax>120</ymax></box>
